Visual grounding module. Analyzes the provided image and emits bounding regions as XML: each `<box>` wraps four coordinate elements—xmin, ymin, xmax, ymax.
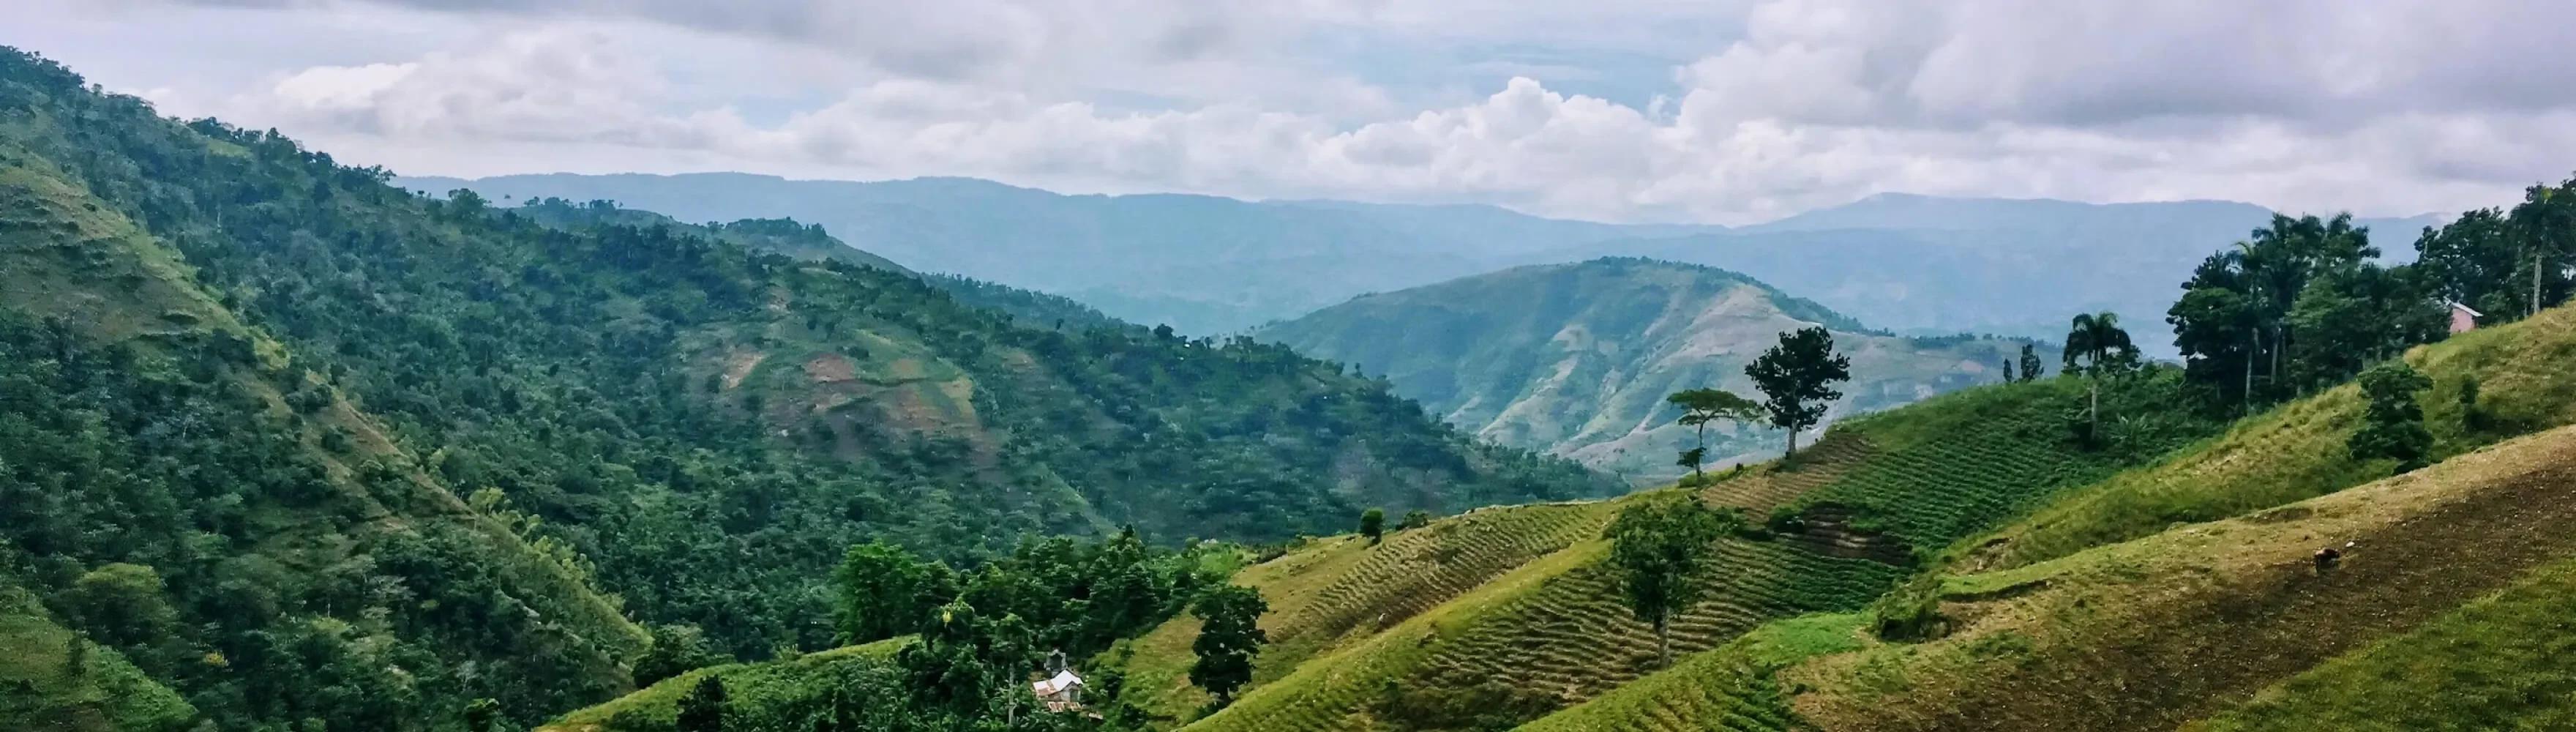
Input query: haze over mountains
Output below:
<box><xmin>403</xmin><ymin>173</ymin><xmax>2440</xmax><ymax>347</ymax></box>
<box><xmin>1257</xmin><ymin>258</ymin><xmax>2052</xmax><ymax>481</ymax></box>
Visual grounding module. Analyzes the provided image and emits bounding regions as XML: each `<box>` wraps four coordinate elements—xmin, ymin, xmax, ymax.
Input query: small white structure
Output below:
<box><xmin>1031</xmin><ymin>670</ymin><xmax>1085</xmax><ymax>712</ymax></box>
<box><xmin>2450</xmin><ymin>302</ymin><xmax>2484</xmax><ymax>335</ymax></box>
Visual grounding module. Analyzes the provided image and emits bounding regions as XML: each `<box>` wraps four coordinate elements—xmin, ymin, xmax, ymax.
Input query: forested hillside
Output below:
<box><xmin>1257</xmin><ymin>258</ymin><xmax>2052</xmax><ymax>480</ymax></box>
<box><xmin>0</xmin><ymin>47</ymin><xmax>1610</xmax><ymax>732</ymax></box>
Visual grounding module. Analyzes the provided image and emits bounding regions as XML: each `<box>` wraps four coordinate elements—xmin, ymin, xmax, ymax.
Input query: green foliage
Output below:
<box><xmin>2349</xmin><ymin>362</ymin><xmax>2435</xmax><ymax>471</ymax></box>
<box><xmin>1400</xmin><ymin>509</ymin><xmax>1432</xmax><ymax>531</ymax></box>
<box><xmin>1745</xmin><ymin>326</ymin><xmax>1852</xmax><ymax>458</ymax></box>
<box><xmin>1667</xmin><ymin>387</ymin><xmax>1761</xmax><ymax>480</ymax></box>
<box><xmin>1360</xmin><ymin>509</ymin><xmax>1386</xmax><ymax>545</ymax></box>
<box><xmin>2064</xmin><ymin>311</ymin><xmax>2142</xmax><ymax>445</ymax></box>
<box><xmin>2169</xmin><ymin>211</ymin><xmax>2463</xmax><ymax>414</ymax></box>
<box><xmin>1188</xmin><ymin>585</ymin><xmax>1268</xmax><ymax>706</ymax></box>
<box><xmin>634</xmin><ymin>625</ymin><xmax>731</xmax><ymax>687</ymax></box>
<box><xmin>675</xmin><ymin>675</ymin><xmax>727</xmax><ymax>732</ymax></box>
<box><xmin>833</xmin><ymin>542</ymin><xmax>958</xmax><ymax>646</ymax></box>
<box><xmin>0</xmin><ymin>45</ymin><xmax>1602</xmax><ymax>730</ymax></box>
<box><xmin>2017</xmin><ymin>343</ymin><xmax>2044</xmax><ymax>383</ymax></box>
<box><xmin>1609</xmin><ymin>496</ymin><xmax>1740</xmax><ymax>668</ymax></box>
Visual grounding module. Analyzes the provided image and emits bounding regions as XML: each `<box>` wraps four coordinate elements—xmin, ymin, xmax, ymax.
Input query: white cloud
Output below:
<box><xmin>22</xmin><ymin>0</ymin><xmax>2576</xmax><ymax>223</ymax></box>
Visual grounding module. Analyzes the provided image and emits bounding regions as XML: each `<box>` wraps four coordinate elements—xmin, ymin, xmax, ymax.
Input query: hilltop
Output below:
<box><xmin>1256</xmin><ymin>258</ymin><xmax>2053</xmax><ymax>481</ymax></box>
<box><xmin>0</xmin><ymin>47</ymin><xmax>1610</xmax><ymax>731</ymax></box>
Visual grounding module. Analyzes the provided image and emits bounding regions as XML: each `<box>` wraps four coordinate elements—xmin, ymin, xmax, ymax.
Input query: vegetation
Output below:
<box><xmin>1187</xmin><ymin>586</ymin><xmax>1268</xmax><ymax>706</ymax></box>
<box><xmin>1609</xmin><ymin>496</ymin><xmax>1740</xmax><ymax>668</ymax></box>
<box><xmin>1360</xmin><ymin>509</ymin><xmax>1386</xmax><ymax>545</ymax></box>
<box><xmin>1666</xmin><ymin>388</ymin><xmax>1762</xmax><ymax>482</ymax></box>
<box><xmin>1745</xmin><ymin>326</ymin><xmax>1853</xmax><ymax>459</ymax></box>
<box><xmin>0</xmin><ymin>45</ymin><xmax>1608</xmax><ymax>731</ymax></box>
<box><xmin>2348</xmin><ymin>362</ymin><xmax>2434</xmax><ymax>471</ymax></box>
<box><xmin>2062</xmin><ymin>311</ymin><xmax>2141</xmax><ymax>443</ymax></box>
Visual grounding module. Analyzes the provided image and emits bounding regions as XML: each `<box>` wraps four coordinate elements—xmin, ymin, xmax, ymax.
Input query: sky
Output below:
<box><xmin>15</xmin><ymin>0</ymin><xmax>2576</xmax><ymax>224</ymax></box>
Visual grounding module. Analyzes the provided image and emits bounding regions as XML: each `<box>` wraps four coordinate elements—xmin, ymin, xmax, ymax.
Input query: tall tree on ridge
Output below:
<box><xmin>2064</xmin><ymin>312</ymin><xmax>2140</xmax><ymax>443</ymax></box>
<box><xmin>1744</xmin><ymin>327</ymin><xmax>1851</xmax><ymax>460</ymax></box>
<box><xmin>1665</xmin><ymin>388</ymin><xmax>1761</xmax><ymax>483</ymax></box>
<box><xmin>2017</xmin><ymin>343</ymin><xmax>2045</xmax><ymax>383</ymax></box>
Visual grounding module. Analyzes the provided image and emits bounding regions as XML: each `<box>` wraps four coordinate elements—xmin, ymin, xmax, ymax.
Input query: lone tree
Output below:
<box><xmin>1360</xmin><ymin>508</ymin><xmax>1387</xmax><ymax>545</ymax></box>
<box><xmin>2350</xmin><ymin>362</ymin><xmax>2435</xmax><ymax>472</ymax></box>
<box><xmin>1744</xmin><ymin>327</ymin><xmax>1852</xmax><ymax>460</ymax></box>
<box><xmin>1190</xmin><ymin>585</ymin><xmax>1268</xmax><ymax>706</ymax></box>
<box><xmin>676</xmin><ymin>674</ymin><xmax>728</xmax><ymax>732</ymax></box>
<box><xmin>1609</xmin><ymin>496</ymin><xmax>1734</xmax><ymax>668</ymax></box>
<box><xmin>2018</xmin><ymin>343</ymin><xmax>2045</xmax><ymax>383</ymax></box>
<box><xmin>2062</xmin><ymin>312</ymin><xmax>2140</xmax><ymax>443</ymax></box>
<box><xmin>1665</xmin><ymin>388</ymin><xmax>1761</xmax><ymax>483</ymax></box>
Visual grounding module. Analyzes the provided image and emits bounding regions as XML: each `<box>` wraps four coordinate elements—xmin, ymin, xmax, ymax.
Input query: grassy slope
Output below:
<box><xmin>0</xmin><ymin>584</ymin><xmax>194</xmax><ymax>732</ymax></box>
<box><xmin>538</xmin><ymin>637</ymin><xmax>911</xmax><ymax>732</ymax></box>
<box><xmin>1977</xmin><ymin>304</ymin><xmax>2576</xmax><ymax>569</ymax></box>
<box><xmin>2193</xmin><ymin>552</ymin><xmax>2576</xmax><ymax>732</ymax></box>
<box><xmin>1786</xmin><ymin>422</ymin><xmax>2576</xmax><ymax>731</ymax></box>
<box><xmin>1516</xmin><ymin>303</ymin><xmax>2576</xmax><ymax>731</ymax></box>
<box><xmin>1113</xmin><ymin>376</ymin><xmax>2184</xmax><ymax>732</ymax></box>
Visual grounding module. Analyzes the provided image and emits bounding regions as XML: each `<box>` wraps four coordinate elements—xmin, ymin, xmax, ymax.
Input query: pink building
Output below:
<box><xmin>2450</xmin><ymin>302</ymin><xmax>2483</xmax><ymax>335</ymax></box>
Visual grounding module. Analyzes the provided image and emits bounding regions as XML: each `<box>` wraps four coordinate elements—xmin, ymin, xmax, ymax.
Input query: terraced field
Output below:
<box><xmin>1785</xmin><ymin>377</ymin><xmax>2191</xmax><ymax>559</ymax></box>
<box><xmin>1518</xmin><ymin>613</ymin><xmax>1872</xmax><ymax>732</ymax></box>
<box><xmin>1693</xmin><ymin>433</ymin><xmax>1875</xmax><ymax>512</ymax></box>
<box><xmin>1113</xmin><ymin>501</ymin><xmax>1621</xmax><ymax>725</ymax></box>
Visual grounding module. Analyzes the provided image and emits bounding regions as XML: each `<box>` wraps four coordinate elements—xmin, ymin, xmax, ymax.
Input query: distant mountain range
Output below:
<box><xmin>402</xmin><ymin>173</ymin><xmax>2441</xmax><ymax>351</ymax></box>
<box><xmin>1254</xmin><ymin>258</ymin><xmax>2053</xmax><ymax>481</ymax></box>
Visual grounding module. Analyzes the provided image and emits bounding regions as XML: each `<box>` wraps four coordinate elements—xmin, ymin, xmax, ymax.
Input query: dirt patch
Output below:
<box><xmin>804</xmin><ymin>353</ymin><xmax>857</xmax><ymax>384</ymax></box>
<box><xmin>720</xmin><ymin>351</ymin><xmax>768</xmax><ymax>389</ymax></box>
<box><xmin>1800</xmin><ymin>426</ymin><xmax>2576</xmax><ymax>732</ymax></box>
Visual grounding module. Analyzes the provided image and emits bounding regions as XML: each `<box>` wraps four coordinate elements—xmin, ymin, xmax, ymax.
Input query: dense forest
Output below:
<box><xmin>0</xmin><ymin>46</ymin><xmax>1610</xmax><ymax>731</ymax></box>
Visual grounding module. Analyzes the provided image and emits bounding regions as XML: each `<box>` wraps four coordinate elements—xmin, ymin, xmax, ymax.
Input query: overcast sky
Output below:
<box><xmin>16</xmin><ymin>0</ymin><xmax>2575</xmax><ymax>223</ymax></box>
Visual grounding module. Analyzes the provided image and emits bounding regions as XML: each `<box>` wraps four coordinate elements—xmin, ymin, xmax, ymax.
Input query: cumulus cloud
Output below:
<box><xmin>32</xmin><ymin>0</ymin><xmax>2576</xmax><ymax>223</ymax></box>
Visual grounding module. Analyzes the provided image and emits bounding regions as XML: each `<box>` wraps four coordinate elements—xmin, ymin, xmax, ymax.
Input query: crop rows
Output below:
<box><xmin>1696</xmin><ymin>433</ymin><xmax>1876</xmax><ymax>512</ymax></box>
<box><xmin>1272</xmin><ymin>502</ymin><xmax>1615</xmax><ymax>646</ymax></box>
<box><xmin>1189</xmin><ymin>535</ymin><xmax>1900</xmax><ymax>732</ymax></box>
<box><xmin>1804</xmin><ymin>406</ymin><xmax>2113</xmax><ymax>552</ymax></box>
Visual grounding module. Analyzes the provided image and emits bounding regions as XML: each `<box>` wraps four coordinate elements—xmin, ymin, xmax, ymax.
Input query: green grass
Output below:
<box><xmin>0</xmin><ymin>584</ymin><xmax>195</xmax><ymax>732</ymax></box>
<box><xmin>1516</xmin><ymin>613</ymin><xmax>1871</xmax><ymax>732</ymax></box>
<box><xmin>539</xmin><ymin>636</ymin><xmax>910</xmax><ymax>732</ymax></box>
<box><xmin>1792</xmin><ymin>376</ymin><xmax>2202</xmax><ymax>556</ymax></box>
<box><xmin>1783</xmin><ymin>424</ymin><xmax>2576</xmax><ymax>732</ymax></box>
<box><xmin>1983</xmin><ymin>304</ymin><xmax>2576</xmax><ymax>569</ymax></box>
<box><xmin>1180</xmin><ymin>498</ymin><xmax>1905</xmax><ymax>732</ymax></box>
<box><xmin>2193</xmin><ymin>553</ymin><xmax>2576</xmax><ymax>731</ymax></box>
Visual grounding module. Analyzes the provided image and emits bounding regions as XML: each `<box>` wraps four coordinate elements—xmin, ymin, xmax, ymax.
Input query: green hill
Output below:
<box><xmin>1256</xmin><ymin>258</ymin><xmax>2056</xmax><ymax>481</ymax></box>
<box><xmin>1513</xmin><ymin>300</ymin><xmax>2576</xmax><ymax>731</ymax></box>
<box><xmin>0</xmin><ymin>46</ymin><xmax>1611</xmax><ymax>731</ymax></box>
<box><xmin>1061</xmin><ymin>368</ymin><xmax>2212</xmax><ymax>731</ymax></box>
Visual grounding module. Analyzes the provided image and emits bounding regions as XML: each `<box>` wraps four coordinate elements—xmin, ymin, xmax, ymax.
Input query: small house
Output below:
<box><xmin>2450</xmin><ymin>302</ymin><xmax>2483</xmax><ymax>335</ymax></box>
<box><xmin>1030</xmin><ymin>669</ymin><xmax>1084</xmax><ymax>712</ymax></box>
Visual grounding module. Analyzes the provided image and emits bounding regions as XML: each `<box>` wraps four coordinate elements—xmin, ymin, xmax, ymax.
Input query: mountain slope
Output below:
<box><xmin>1256</xmin><ymin>258</ymin><xmax>2051</xmax><ymax>480</ymax></box>
<box><xmin>409</xmin><ymin>175</ymin><xmax>2441</xmax><ymax>352</ymax></box>
<box><xmin>0</xmin><ymin>47</ymin><xmax>1611</xmax><ymax>731</ymax></box>
<box><xmin>397</xmin><ymin>173</ymin><xmax>1712</xmax><ymax>334</ymax></box>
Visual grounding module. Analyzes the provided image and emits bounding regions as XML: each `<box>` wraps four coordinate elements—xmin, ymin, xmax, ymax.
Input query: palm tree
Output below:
<box><xmin>2063</xmin><ymin>311</ymin><xmax>2138</xmax><ymax>442</ymax></box>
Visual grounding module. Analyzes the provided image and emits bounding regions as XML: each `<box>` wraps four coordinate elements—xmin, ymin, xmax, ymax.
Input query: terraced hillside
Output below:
<box><xmin>1098</xmin><ymin>372</ymin><xmax>2215</xmax><ymax>731</ymax></box>
<box><xmin>1513</xmin><ymin>302</ymin><xmax>2576</xmax><ymax>732</ymax></box>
